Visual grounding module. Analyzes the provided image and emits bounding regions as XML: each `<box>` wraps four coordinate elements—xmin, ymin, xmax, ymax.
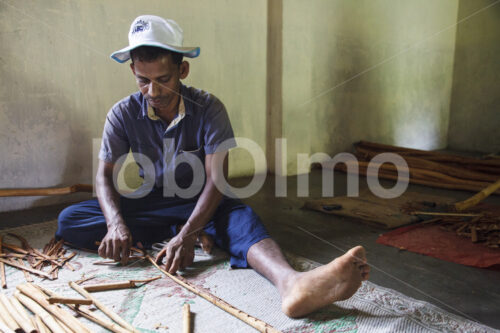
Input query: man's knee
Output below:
<box><xmin>55</xmin><ymin>200</ymin><xmax>105</xmax><ymax>248</ymax></box>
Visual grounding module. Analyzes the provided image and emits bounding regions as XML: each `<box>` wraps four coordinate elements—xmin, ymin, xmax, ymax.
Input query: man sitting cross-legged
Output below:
<box><xmin>56</xmin><ymin>15</ymin><xmax>370</xmax><ymax>318</ymax></box>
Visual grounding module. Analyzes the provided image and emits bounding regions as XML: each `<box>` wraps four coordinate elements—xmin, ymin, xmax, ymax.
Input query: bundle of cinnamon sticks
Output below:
<box><xmin>0</xmin><ymin>235</ymin><xmax>76</xmax><ymax>289</ymax></box>
<box><xmin>332</xmin><ymin>141</ymin><xmax>500</xmax><ymax>195</ymax></box>
<box><xmin>1</xmin><ymin>282</ymin><xmax>138</xmax><ymax>333</ymax></box>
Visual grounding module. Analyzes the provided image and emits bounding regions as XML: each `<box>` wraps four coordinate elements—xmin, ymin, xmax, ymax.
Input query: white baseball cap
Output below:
<box><xmin>110</xmin><ymin>15</ymin><xmax>200</xmax><ymax>63</ymax></box>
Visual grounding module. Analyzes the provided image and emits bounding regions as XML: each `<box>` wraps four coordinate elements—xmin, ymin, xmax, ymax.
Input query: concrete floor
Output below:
<box><xmin>1</xmin><ymin>170</ymin><xmax>499</xmax><ymax>329</ymax></box>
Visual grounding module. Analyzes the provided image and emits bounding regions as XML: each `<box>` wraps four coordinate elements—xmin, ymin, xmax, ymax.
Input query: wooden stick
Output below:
<box><xmin>75</xmin><ymin>274</ymin><xmax>96</xmax><ymax>285</ymax></box>
<box><xmin>36</xmin><ymin>285</ymin><xmax>131</xmax><ymax>333</ymax></box>
<box><xmin>0</xmin><ymin>184</ymin><xmax>93</xmax><ymax>197</ymax></box>
<box><xmin>410</xmin><ymin>211</ymin><xmax>481</xmax><ymax>217</ymax></box>
<box><xmin>147</xmin><ymin>256</ymin><xmax>281</xmax><ymax>333</ymax></box>
<box><xmin>0</xmin><ymin>236</ymin><xmax>6</xmax><ymax>289</ymax></box>
<box><xmin>0</xmin><ymin>258</ymin><xmax>53</xmax><ymax>279</ymax></box>
<box><xmin>0</xmin><ymin>253</ymin><xmax>26</xmax><ymax>259</ymax></box>
<box><xmin>69</xmin><ymin>281</ymin><xmax>138</xmax><ymax>333</ymax></box>
<box><xmin>183</xmin><ymin>303</ymin><xmax>191</xmax><ymax>333</ymax></box>
<box><xmin>1</xmin><ymin>243</ymin><xmax>29</xmax><ymax>255</ymax></box>
<box><xmin>72</xmin><ymin>306</ymin><xmax>133</xmax><ymax>333</ymax></box>
<box><xmin>48</xmin><ymin>297</ymin><xmax>93</xmax><ymax>305</ymax></box>
<box><xmin>17</xmin><ymin>283</ymin><xmax>91</xmax><ymax>333</ymax></box>
<box><xmin>454</xmin><ymin>178</ymin><xmax>500</xmax><ymax>211</ymax></box>
<box><xmin>0</xmin><ymin>293</ymin><xmax>37</xmax><ymax>333</ymax></box>
<box><xmin>83</xmin><ymin>276</ymin><xmax>161</xmax><ymax>292</ymax></box>
<box><xmin>0</xmin><ymin>294</ymin><xmax>22</xmax><ymax>332</ymax></box>
<box><xmin>35</xmin><ymin>315</ymin><xmax>50</xmax><ymax>333</ymax></box>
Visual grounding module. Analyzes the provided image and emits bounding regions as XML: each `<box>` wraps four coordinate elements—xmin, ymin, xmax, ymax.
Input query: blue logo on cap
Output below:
<box><xmin>132</xmin><ymin>20</ymin><xmax>150</xmax><ymax>34</ymax></box>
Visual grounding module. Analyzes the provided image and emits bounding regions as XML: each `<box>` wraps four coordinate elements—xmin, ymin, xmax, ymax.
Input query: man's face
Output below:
<box><xmin>130</xmin><ymin>54</ymin><xmax>189</xmax><ymax>109</ymax></box>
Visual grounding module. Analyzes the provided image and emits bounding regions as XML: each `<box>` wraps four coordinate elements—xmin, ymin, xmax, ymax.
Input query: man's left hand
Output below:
<box><xmin>155</xmin><ymin>233</ymin><xmax>196</xmax><ymax>274</ymax></box>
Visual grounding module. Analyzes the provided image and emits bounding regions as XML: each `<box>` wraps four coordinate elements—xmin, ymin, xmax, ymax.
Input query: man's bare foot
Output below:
<box><xmin>281</xmin><ymin>246</ymin><xmax>370</xmax><ymax>318</ymax></box>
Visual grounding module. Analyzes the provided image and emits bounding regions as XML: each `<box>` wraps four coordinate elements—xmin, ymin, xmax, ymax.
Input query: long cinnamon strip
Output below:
<box><xmin>69</xmin><ymin>281</ymin><xmax>138</xmax><ymax>333</ymax></box>
<box><xmin>36</xmin><ymin>285</ymin><xmax>131</xmax><ymax>333</ymax></box>
<box><xmin>0</xmin><ymin>294</ymin><xmax>37</xmax><ymax>333</ymax></box>
<box><xmin>17</xmin><ymin>283</ymin><xmax>91</xmax><ymax>333</ymax></box>
<box><xmin>454</xmin><ymin>178</ymin><xmax>500</xmax><ymax>211</ymax></box>
<box><xmin>15</xmin><ymin>291</ymin><xmax>66</xmax><ymax>333</ymax></box>
<box><xmin>0</xmin><ymin>293</ymin><xmax>22</xmax><ymax>332</ymax></box>
<box><xmin>83</xmin><ymin>276</ymin><xmax>161</xmax><ymax>292</ymax></box>
<box><xmin>0</xmin><ymin>258</ymin><xmax>53</xmax><ymax>279</ymax></box>
<box><xmin>0</xmin><ymin>236</ymin><xmax>6</xmax><ymax>289</ymax></box>
<box><xmin>48</xmin><ymin>297</ymin><xmax>93</xmax><ymax>305</ymax></box>
<box><xmin>0</xmin><ymin>184</ymin><xmax>93</xmax><ymax>197</ymax></box>
<box><xmin>147</xmin><ymin>256</ymin><xmax>281</xmax><ymax>333</ymax></box>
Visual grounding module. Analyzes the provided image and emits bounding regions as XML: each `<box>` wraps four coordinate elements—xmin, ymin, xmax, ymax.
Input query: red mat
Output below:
<box><xmin>377</xmin><ymin>223</ymin><xmax>500</xmax><ymax>268</ymax></box>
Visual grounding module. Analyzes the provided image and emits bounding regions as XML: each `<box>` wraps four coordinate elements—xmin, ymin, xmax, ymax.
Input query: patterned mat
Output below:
<box><xmin>0</xmin><ymin>220</ymin><xmax>497</xmax><ymax>333</ymax></box>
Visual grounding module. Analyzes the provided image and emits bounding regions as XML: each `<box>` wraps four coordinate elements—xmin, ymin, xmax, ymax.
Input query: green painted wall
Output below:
<box><xmin>0</xmin><ymin>0</ymin><xmax>266</xmax><ymax>212</ymax></box>
<box><xmin>282</xmin><ymin>0</ymin><xmax>459</xmax><ymax>174</ymax></box>
<box><xmin>4</xmin><ymin>0</ymin><xmax>496</xmax><ymax>213</ymax></box>
<box><xmin>448</xmin><ymin>0</ymin><xmax>500</xmax><ymax>153</ymax></box>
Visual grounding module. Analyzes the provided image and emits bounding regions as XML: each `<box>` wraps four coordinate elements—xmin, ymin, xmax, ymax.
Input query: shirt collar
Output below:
<box><xmin>137</xmin><ymin>84</ymin><xmax>192</xmax><ymax>120</ymax></box>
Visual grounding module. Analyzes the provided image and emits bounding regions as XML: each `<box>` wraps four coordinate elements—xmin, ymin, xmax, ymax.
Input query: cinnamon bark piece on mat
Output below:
<box><xmin>15</xmin><ymin>291</ymin><xmax>66</xmax><ymax>333</ymax></box>
<box><xmin>0</xmin><ymin>293</ymin><xmax>37</xmax><ymax>333</ymax></box>
<box><xmin>0</xmin><ymin>293</ymin><xmax>23</xmax><ymax>332</ymax></box>
<box><xmin>17</xmin><ymin>283</ymin><xmax>91</xmax><ymax>333</ymax></box>
<box><xmin>147</xmin><ymin>256</ymin><xmax>282</xmax><ymax>333</ymax></box>
<box><xmin>183</xmin><ymin>303</ymin><xmax>191</xmax><ymax>333</ymax></box>
<box><xmin>0</xmin><ymin>258</ymin><xmax>53</xmax><ymax>279</ymax></box>
<box><xmin>36</xmin><ymin>285</ymin><xmax>131</xmax><ymax>333</ymax></box>
<box><xmin>69</xmin><ymin>281</ymin><xmax>138</xmax><ymax>333</ymax></box>
<box><xmin>83</xmin><ymin>276</ymin><xmax>161</xmax><ymax>292</ymax></box>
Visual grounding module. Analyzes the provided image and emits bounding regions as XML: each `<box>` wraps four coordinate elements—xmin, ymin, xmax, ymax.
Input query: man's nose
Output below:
<box><xmin>148</xmin><ymin>81</ymin><xmax>160</xmax><ymax>97</ymax></box>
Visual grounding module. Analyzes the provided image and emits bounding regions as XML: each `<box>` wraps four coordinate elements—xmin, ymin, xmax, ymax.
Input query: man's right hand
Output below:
<box><xmin>98</xmin><ymin>222</ymin><xmax>132</xmax><ymax>265</ymax></box>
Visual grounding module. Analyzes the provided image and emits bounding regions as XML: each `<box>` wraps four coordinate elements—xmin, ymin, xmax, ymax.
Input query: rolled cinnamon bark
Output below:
<box><xmin>15</xmin><ymin>291</ymin><xmax>65</xmax><ymax>333</ymax></box>
<box><xmin>0</xmin><ymin>294</ymin><xmax>37</xmax><ymax>333</ymax></box>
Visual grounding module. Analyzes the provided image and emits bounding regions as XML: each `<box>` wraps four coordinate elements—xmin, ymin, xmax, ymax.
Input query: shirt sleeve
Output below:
<box><xmin>98</xmin><ymin>105</ymin><xmax>130</xmax><ymax>163</ymax></box>
<box><xmin>203</xmin><ymin>98</ymin><xmax>237</xmax><ymax>154</ymax></box>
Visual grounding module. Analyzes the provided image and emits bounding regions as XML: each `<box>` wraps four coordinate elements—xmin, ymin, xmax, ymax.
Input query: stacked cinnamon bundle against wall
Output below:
<box><xmin>0</xmin><ymin>235</ymin><xmax>75</xmax><ymax>288</ymax></box>
<box><xmin>334</xmin><ymin>141</ymin><xmax>500</xmax><ymax>194</ymax></box>
<box><xmin>333</xmin><ymin>141</ymin><xmax>500</xmax><ymax>248</ymax></box>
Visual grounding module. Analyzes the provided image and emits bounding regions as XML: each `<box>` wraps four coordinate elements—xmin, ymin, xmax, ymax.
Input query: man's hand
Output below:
<box><xmin>98</xmin><ymin>223</ymin><xmax>132</xmax><ymax>265</ymax></box>
<box><xmin>155</xmin><ymin>233</ymin><xmax>197</xmax><ymax>274</ymax></box>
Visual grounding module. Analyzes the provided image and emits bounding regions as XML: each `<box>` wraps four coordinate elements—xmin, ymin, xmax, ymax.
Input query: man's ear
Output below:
<box><xmin>179</xmin><ymin>61</ymin><xmax>190</xmax><ymax>80</ymax></box>
<box><xmin>130</xmin><ymin>62</ymin><xmax>136</xmax><ymax>75</ymax></box>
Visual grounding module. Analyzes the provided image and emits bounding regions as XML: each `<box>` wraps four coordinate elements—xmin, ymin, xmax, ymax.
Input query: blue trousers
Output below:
<box><xmin>56</xmin><ymin>190</ymin><xmax>269</xmax><ymax>268</ymax></box>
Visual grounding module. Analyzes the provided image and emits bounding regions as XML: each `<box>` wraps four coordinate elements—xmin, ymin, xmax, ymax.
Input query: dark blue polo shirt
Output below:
<box><xmin>98</xmin><ymin>85</ymin><xmax>236</xmax><ymax>196</ymax></box>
